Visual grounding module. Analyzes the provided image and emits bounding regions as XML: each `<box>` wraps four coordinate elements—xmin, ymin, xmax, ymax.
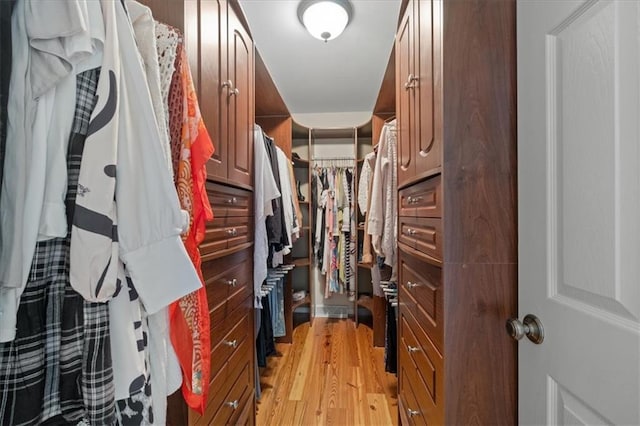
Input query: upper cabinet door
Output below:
<box><xmin>415</xmin><ymin>0</ymin><xmax>441</xmax><ymax>177</ymax></box>
<box><xmin>396</xmin><ymin>5</ymin><xmax>415</xmax><ymax>188</ymax></box>
<box><xmin>226</xmin><ymin>6</ymin><xmax>254</xmax><ymax>189</ymax></box>
<box><xmin>201</xmin><ymin>0</ymin><xmax>227</xmax><ymax>182</ymax></box>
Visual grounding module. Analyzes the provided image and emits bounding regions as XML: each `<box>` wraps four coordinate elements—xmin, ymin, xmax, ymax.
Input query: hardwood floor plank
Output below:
<box><xmin>256</xmin><ymin>318</ymin><xmax>398</xmax><ymax>426</ymax></box>
<box><xmin>366</xmin><ymin>393</ymin><xmax>394</xmax><ymax>425</ymax></box>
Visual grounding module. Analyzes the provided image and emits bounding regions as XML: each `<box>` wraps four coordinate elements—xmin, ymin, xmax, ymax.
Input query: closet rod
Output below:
<box><xmin>311</xmin><ymin>156</ymin><xmax>355</xmax><ymax>161</ymax></box>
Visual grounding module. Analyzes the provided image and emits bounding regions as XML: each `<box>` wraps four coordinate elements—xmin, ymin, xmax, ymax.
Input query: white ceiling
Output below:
<box><xmin>238</xmin><ymin>0</ymin><xmax>401</xmax><ymax>128</ymax></box>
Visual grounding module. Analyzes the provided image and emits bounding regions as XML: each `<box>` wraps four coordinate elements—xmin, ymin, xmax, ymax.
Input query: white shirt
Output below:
<box><xmin>0</xmin><ymin>0</ymin><xmax>100</xmax><ymax>342</ymax></box>
<box><xmin>253</xmin><ymin>125</ymin><xmax>280</xmax><ymax>308</ymax></box>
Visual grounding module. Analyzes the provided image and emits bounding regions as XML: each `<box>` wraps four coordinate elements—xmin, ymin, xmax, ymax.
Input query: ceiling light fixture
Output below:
<box><xmin>298</xmin><ymin>0</ymin><xmax>353</xmax><ymax>43</ymax></box>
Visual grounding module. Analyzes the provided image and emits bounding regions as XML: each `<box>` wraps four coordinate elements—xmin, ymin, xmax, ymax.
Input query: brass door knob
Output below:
<box><xmin>506</xmin><ymin>314</ymin><xmax>544</xmax><ymax>344</ymax></box>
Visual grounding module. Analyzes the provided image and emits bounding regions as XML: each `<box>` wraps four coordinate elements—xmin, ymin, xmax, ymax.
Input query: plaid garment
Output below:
<box><xmin>0</xmin><ymin>68</ymin><xmax>116</xmax><ymax>425</ymax></box>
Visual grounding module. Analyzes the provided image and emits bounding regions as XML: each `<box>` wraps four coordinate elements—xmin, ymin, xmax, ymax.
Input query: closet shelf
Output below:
<box><xmin>356</xmin><ymin>295</ymin><xmax>374</xmax><ymax>312</ymax></box>
<box><xmin>357</xmin><ymin>225</ymin><xmax>365</xmax><ymax>231</ymax></box>
<box><xmin>298</xmin><ymin>200</ymin><xmax>310</xmax><ymax>205</ymax></box>
<box><xmin>293</xmin><ymin>258</ymin><xmax>311</xmax><ymax>267</ymax></box>
<box><xmin>292</xmin><ymin>295</ymin><xmax>312</xmax><ymax>311</ymax></box>
<box><xmin>293</xmin><ymin>158</ymin><xmax>310</xmax><ymax>168</ymax></box>
<box><xmin>357</xmin><ymin>262</ymin><xmax>371</xmax><ymax>269</ymax></box>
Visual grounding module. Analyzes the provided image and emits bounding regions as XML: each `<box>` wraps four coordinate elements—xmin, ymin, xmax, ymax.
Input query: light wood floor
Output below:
<box><xmin>256</xmin><ymin>317</ymin><xmax>398</xmax><ymax>426</ymax></box>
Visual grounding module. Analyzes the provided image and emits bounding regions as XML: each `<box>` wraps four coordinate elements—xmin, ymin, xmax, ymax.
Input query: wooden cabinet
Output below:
<box><xmin>396</xmin><ymin>0</ymin><xmax>442</xmax><ymax>189</ymax></box>
<box><xmin>396</xmin><ymin>0</ymin><xmax>517</xmax><ymax>425</ymax></box>
<box><xmin>195</xmin><ymin>0</ymin><xmax>254</xmax><ymax>190</ymax></box>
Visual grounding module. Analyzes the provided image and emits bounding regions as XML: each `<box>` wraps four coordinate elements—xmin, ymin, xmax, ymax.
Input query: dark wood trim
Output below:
<box><xmin>373</xmin><ymin>46</ymin><xmax>396</xmax><ymax>115</ymax></box>
<box><xmin>255</xmin><ymin>50</ymin><xmax>290</xmax><ymax>117</ymax></box>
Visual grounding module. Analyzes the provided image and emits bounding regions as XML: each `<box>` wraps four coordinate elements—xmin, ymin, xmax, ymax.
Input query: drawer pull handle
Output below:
<box><xmin>405</xmin><ymin>228</ymin><xmax>416</xmax><ymax>236</ymax></box>
<box><xmin>222</xmin><ymin>80</ymin><xmax>240</xmax><ymax>97</ymax></box>
<box><xmin>225</xmin><ymin>278</ymin><xmax>237</xmax><ymax>287</ymax></box>
<box><xmin>404</xmin><ymin>74</ymin><xmax>418</xmax><ymax>90</ymax></box>
<box><xmin>407</xmin><ymin>408</ymin><xmax>420</xmax><ymax>417</ymax></box>
<box><xmin>406</xmin><ymin>281</ymin><xmax>418</xmax><ymax>289</ymax></box>
<box><xmin>226</xmin><ymin>399</ymin><xmax>239</xmax><ymax>410</ymax></box>
<box><xmin>409</xmin><ymin>196</ymin><xmax>422</xmax><ymax>205</ymax></box>
<box><xmin>407</xmin><ymin>345</ymin><xmax>420</xmax><ymax>353</ymax></box>
<box><xmin>226</xmin><ymin>197</ymin><xmax>237</xmax><ymax>204</ymax></box>
<box><xmin>223</xmin><ymin>339</ymin><xmax>238</xmax><ymax>348</ymax></box>
<box><xmin>227</xmin><ymin>228</ymin><xmax>238</xmax><ymax>236</ymax></box>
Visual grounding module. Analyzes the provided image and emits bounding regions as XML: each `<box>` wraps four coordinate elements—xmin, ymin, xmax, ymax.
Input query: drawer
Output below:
<box><xmin>201</xmin><ymin>215</ymin><xmax>253</xmax><ymax>261</ymax></box>
<box><xmin>210</xmin><ymin>292</ymin><xmax>253</xmax><ymax>345</ymax></box>
<box><xmin>399</xmin><ymin>248</ymin><xmax>443</xmax><ymax>352</ymax></box>
<box><xmin>211</xmin><ymin>373</ymin><xmax>253</xmax><ymax>426</ymax></box>
<box><xmin>399</xmin><ymin>356</ymin><xmax>428</xmax><ymax>426</ymax></box>
<box><xmin>211</xmin><ymin>311</ymin><xmax>252</xmax><ymax>373</ymax></box>
<box><xmin>207</xmin><ymin>181</ymin><xmax>253</xmax><ymax>217</ymax></box>
<box><xmin>399</xmin><ymin>309</ymin><xmax>444</xmax><ymax>426</ymax></box>
<box><xmin>202</xmin><ymin>248</ymin><xmax>252</xmax><ymax>311</ymax></box>
<box><xmin>399</xmin><ymin>217</ymin><xmax>442</xmax><ymax>263</ymax></box>
<box><xmin>399</xmin><ymin>174</ymin><xmax>442</xmax><ymax>218</ymax></box>
<box><xmin>193</xmin><ymin>334</ymin><xmax>252</xmax><ymax>426</ymax></box>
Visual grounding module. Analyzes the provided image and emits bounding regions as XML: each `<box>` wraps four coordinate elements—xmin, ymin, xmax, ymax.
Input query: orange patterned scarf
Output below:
<box><xmin>169</xmin><ymin>43</ymin><xmax>214</xmax><ymax>415</ymax></box>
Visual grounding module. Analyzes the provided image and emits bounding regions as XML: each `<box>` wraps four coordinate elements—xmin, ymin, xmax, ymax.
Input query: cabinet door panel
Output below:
<box><xmin>202</xmin><ymin>0</ymin><xmax>227</xmax><ymax>182</ymax></box>
<box><xmin>226</xmin><ymin>8</ymin><xmax>254</xmax><ymax>189</ymax></box>
<box><xmin>415</xmin><ymin>0</ymin><xmax>442</xmax><ymax>177</ymax></box>
<box><xmin>396</xmin><ymin>7</ymin><xmax>415</xmax><ymax>188</ymax></box>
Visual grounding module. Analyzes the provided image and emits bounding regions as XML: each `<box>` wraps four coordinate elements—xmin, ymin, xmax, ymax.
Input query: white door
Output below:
<box><xmin>517</xmin><ymin>1</ymin><xmax>640</xmax><ymax>424</ymax></box>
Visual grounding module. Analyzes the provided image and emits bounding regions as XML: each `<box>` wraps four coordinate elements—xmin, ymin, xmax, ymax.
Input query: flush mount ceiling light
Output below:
<box><xmin>298</xmin><ymin>0</ymin><xmax>353</xmax><ymax>42</ymax></box>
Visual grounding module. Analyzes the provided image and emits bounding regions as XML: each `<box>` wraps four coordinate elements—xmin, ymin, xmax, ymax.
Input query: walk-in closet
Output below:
<box><xmin>4</xmin><ymin>0</ymin><xmax>638</xmax><ymax>425</ymax></box>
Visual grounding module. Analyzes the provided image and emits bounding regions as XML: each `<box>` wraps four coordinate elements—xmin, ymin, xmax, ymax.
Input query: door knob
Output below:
<box><xmin>506</xmin><ymin>314</ymin><xmax>544</xmax><ymax>344</ymax></box>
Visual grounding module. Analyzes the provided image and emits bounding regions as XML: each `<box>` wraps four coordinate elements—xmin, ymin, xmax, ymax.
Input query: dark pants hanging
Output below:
<box><xmin>384</xmin><ymin>300</ymin><xmax>397</xmax><ymax>374</ymax></box>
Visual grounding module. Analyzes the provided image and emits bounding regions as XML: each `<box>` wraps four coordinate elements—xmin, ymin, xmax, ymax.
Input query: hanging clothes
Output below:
<box><xmin>313</xmin><ymin>164</ymin><xmax>356</xmax><ymax>299</ymax></box>
<box><xmin>161</xmin><ymin>20</ymin><xmax>214</xmax><ymax>414</ymax></box>
<box><xmin>1</xmin><ymin>1</ymin><xmax>214</xmax><ymax>424</ymax></box>
<box><xmin>0</xmin><ymin>68</ymin><xmax>117</xmax><ymax>426</ymax></box>
<box><xmin>368</xmin><ymin>120</ymin><xmax>398</xmax><ymax>280</ymax></box>
<box><xmin>253</xmin><ymin>125</ymin><xmax>280</xmax><ymax>308</ymax></box>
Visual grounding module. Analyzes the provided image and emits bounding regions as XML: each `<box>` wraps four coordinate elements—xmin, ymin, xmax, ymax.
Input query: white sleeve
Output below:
<box><xmin>115</xmin><ymin>3</ymin><xmax>200</xmax><ymax>314</ymax></box>
<box><xmin>357</xmin><ymin>158</ymin><xmax>371</xmax><ymax>215</ymax></box>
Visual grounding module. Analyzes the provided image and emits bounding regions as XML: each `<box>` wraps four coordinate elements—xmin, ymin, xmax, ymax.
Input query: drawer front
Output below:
<box><xmin>202</xmin><ymin>248</ymin><xmax>252</xmax><ymax>311</ymax></box>
<box><xmin>202</xmin><ymin>216</ymin><xmax>228</xmax><ymax>256</ymax></box>
<box><xmin>193</xmin><ymin>334</ymin><xmax>252</xmax><ymax>426</ymax></box>
<box><xmin>399</xmin><ymin>217</ymin><xmax>442</xmax><ymax>263</ymax></box>
<box><xmin>399</xmin><ymin>354</ymin><xmax>428</xmax><ymax>426</ymax></box>
<box><xmin>399</xmin><ymin>174</ymin><xmax>442</xmax><ymax>218</ymax></box>
<box><xmin>212</xmin><ymin>371</ymin><xmax>253</xmax><ymax>426</ymax></box>
<box><xmin>210</xmin><ymin>292</ymin><xmax>253</xmax><ymax>345</ymax></box>
<box><xmin>399</xmin><ymin>248</ymin><xmax>443</xmax><ymax>352</ymax></box>
<box><xmin>225</xmin><ymin>216</ymin><xmax>252</xmax><ymax>250</ymax></box>
<box><xmin>201</xmin><ymin>216</ymin><xmax>253</xmax><ymax>261</ymax></box>
<box><xmin>210</xmin><ymin>310</ymin><xmax>252</xmax><ymax>373</ymax></box>
<box><xmin>207</xmin><ymin>181</ymin><xmax>253</xmax><ymax>217</ymax></box>
<box><xmin>399</xmin><ymin>308</ymin><xmax>444</xmax><ymax>426</ymax></box>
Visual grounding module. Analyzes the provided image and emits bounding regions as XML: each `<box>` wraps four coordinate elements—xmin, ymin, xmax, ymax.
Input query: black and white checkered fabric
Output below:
<box><xmin>0</xmin><ymin>68</ymin><xmax>116</xmax><ymax>425</ymax></box>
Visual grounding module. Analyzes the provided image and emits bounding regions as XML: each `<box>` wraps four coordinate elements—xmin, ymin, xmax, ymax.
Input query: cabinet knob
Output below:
<box><xmin>406</xmin><ymin>281</ymin><xmax>418</xmax><ymax>289</ymax></box>
<box><xmin>222</xmin><ymin>80</ymin><xmax>239</xmax><ymax>97</ymax></box>
<box><xmin>404</xmin><ymin>74</ymin><xmax>418</xmax><ymax>90</ymax></box>
<box><xmin>409</xmin><ymin>196</ymin><xmax>422</xmax><ymax>205</ymax></box>
<box><xmin>226</xmin><ymin>197</ymin><xmax>237</xmax><ymax>204</ymax></box>
<box><xmin>407</xmin><ymin>408</ymin><xmax>420</xmax><ymax>417</ymax></box>
<box><xmin>225</xmin><ymin>278</ymin><xmax>237</xmax><ymax>287</ymax></box>
<box><xmin>226</xmin><ymin>399</ymin><xmax>239</xmax><ymax>410</ymax></box>
<box><xmin>407</xmin><ymin>345</ymin><xmax>420</xmax><ymax>353</ymax></box>
<box><xmin>227</xmin><ymin>228</ymin><xmax>238</xmax><ymax>236</ymax></box>
<box><xmin>405</xmin><ymin>228</ymin><xmax>416</xmax><ymax>236</ymax></box>
<box><xmin>223</xmin><ymin>339</ymin><xmax>238</xmax><ymax>348</ymax></box>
